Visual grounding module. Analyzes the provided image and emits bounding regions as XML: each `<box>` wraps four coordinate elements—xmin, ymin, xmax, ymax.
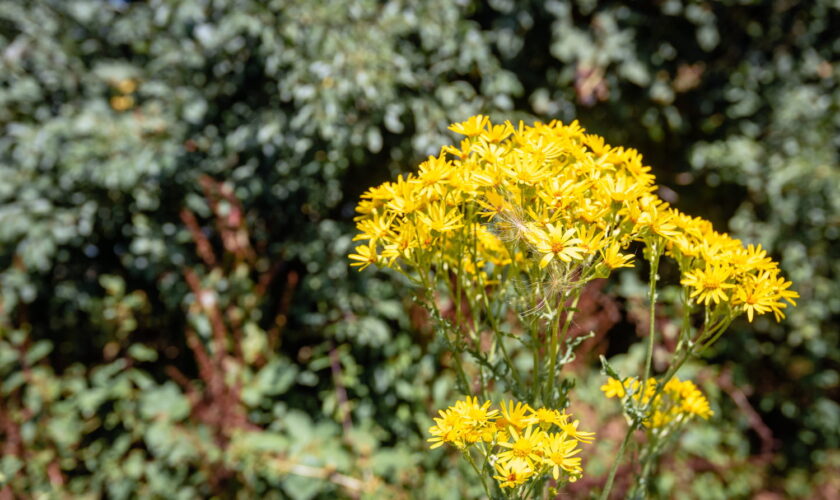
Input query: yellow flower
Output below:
<box><xmin>499</xmin><ymin>400</ymin><xmax>537</xmax><ymax>431</ymax></box>
<box><xmin>381</xmin><ymin>219</ymin><xmax>417</xmax><ymax>262</ymax></box>
<box><xmin>527</xmin><ymin>224</ymin><xmax>585</xmax><ymax>268</ymax></box>
<box><xmin>384</xmin><ymin>175</ymin><xmax>422</xmax><ymax>214</ymax></box>
<box><xmin>606</xmin><ymin>376</ymin><xmax>714</xmax><ymax>428</ymax></box>
<box><xmin>480</xmin><ymin>121</ymin><xmax>514</xmax><ymax>143</ymax></box>
<box><xmin>416</xmin><ymin>155</ymin><xmax>454</xmax><ymax>197</ymax></box>
<box><xmin>449</xmin><ymin>115</ymin><xmax>489</xmax><ymax>137</ymax></box>
<box><xmin>598</xmin><ymin>172</ymin><xmax>647</xmax><ymax>203</ymax></box>
<box><xmin>427</xmin><ymin>397</ymin><xmax>499</xmax><ymax>450</ymax></box>
<box><xmin>538</xmin><ymin>178</ymin><xmax>584</xmax><ymax>211</ymax></box>
<box><xmin>681</xmin><ymin>263</ymin><xmax>736</xmax><ymax>306</ymax></box>
<box><xmin>732</xmin><ymin>271</ymin><xmax>782</xmax><ymax>322</ymax></box>
<box><xmin>350</xmin><ymin>114</ymin><xmax>796</xmax><ymax>325</ymax></box>
<box><xmin>559</xmin><ymin>419</ymin><xmax>595</xmax><ymax>444</ymax></box>
<box><xmin>476</xmin><ymin>191</ymin><xmax>510</xmax><ymax>220</ymax></box>
<box><xmin>600</xmin><ymin>377</ymin><xmax>626</xmax><ymax>398</ymax></box>
<box><xmin>493</xmin><ymin>458</ymin><xmax>533</xmax><ymax>488</ymax></box>
<box><xmin>530</xmin><ymin>407</ymin><xmax>567</xmax><ymax>429</ymax></box>
<box><xmin>504</xmin><ymin>154</ymin><xmax>551</xmax><ymax>185</ymax></box>
<box><xmin>497</xmin><ymin>425</ymin><xmax>544</xmax><ymax>465</ymax></box>
<box><xmin>542</xmin><ymin>432</ymin><xmax>583</xmax><ymax>480</ymax></box>
<box><xmin>427</xmin><ymin>407</ymin><xmax>464</xmax><ymax>449</ymax></box>
<box><xmin>576</xmin><ymin>225</ymin><xmax>606</xmax><ymax>255</ymax></box>
<box><xmin>348</xmin><ymin>241</ymin><xmax>380</xmax><ymax>271</ymax></box>
<box><xmin>600</xmin><ymin>242</ymin><xmax>635</xmax><ymax>270</ymax></box>
<box><xmin>353</xmin><ymin>213</ymin><xmax>394</xmax><ymax>243</ymax></box>
<box><xmin>418</xmin><ymin>201</ymin><xmax>463</xmax><ymax>233</ymax></box>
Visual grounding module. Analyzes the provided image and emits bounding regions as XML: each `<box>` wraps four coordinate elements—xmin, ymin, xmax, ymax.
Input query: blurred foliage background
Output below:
<box><xmin>0</xmin><ymin>0</ymin><xmax>837</xmax><ymax>498</ymax></box>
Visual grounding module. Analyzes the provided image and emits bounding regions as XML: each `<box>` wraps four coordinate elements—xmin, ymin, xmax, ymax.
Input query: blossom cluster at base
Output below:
<box><xmin>428</xmin><ymin>396</ymin><xmax>594</xmax><ymax>489</ymax></box>
<box><xmin>600</xmin><ymin>376</ymin><xmax>713</xmax><ymax>428</ymax></box>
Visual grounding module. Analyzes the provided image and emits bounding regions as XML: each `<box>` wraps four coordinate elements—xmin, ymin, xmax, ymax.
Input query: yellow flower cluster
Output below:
<box><xmin>428</xmin><ymin>397</ymin><xmax>594</xmax><ymax>488</ymax></box>
<box><xmin>600</xmin><ymin>376</ymin><xmax>713</xmax><ymax>428</ymax></box>
<box><xmin>350</xmin><ymin>115</ymin><xmax>797</xmax><ymax>323</ymax></box>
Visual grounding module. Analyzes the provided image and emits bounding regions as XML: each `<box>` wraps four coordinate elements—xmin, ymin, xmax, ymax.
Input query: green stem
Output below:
<box><xmin>558</xmin><ymin>291</ymin><xmax>582</xmax><ymax>349</ymax></box>
<box><xmin>465</xmin><ymin>451</ymin><xmax>493</xmax><ymax>499</ymax></box>
<box><xmin>634</xmin><ymin>428</ymin><xmax>670</xmax><ymax>498</ymax></box>
<box><xmin>646</xmin><ymin>342</ymin><xmax>695</xmax><ymax>410</ymax></box>
<box><xmin>419</xmin><ymin>266</ymin><xmax>472</xmax><ymax>396</ymax></box>
<box><xmin>546</xmin><ymin>291</ymin><xmax>581</xmax><ymax>407</ymax></box>
<box><xmin>544</xmin><ymin>302</ymin><xmax>562</xmax><ymax>407</ymax></box>
<box><xmin>640</xmin><ymin>244</ymin><xmax>661</xmax><ymax>401</ymax></box>
<box><xmin>599</xmin><ymin>420</ymin><xmax>639</xmax><ymax>500</ymax></box>
<box><xmin>531</xmin><ymin>323</ymin><xmax>540</xmax><ymax>403</ymax></box>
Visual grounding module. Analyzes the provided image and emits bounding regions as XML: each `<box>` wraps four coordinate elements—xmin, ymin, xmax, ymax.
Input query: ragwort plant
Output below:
<box><xmin>350</xmin><ymin>116</ymin><xmax>797</xmax><ymax>498</ymax></box>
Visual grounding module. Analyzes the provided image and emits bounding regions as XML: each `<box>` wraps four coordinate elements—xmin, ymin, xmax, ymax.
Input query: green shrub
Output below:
<box><xmin>1</xmin><ymin>0</ymin><xmax>837</xmax><ymax>497</ymax></box>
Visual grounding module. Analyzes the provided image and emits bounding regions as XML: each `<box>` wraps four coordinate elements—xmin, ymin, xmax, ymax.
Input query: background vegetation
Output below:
<box><xmin>0</xmin><ymin>0</ymin><xmax>837</xmax><ymax>498</ymax></box>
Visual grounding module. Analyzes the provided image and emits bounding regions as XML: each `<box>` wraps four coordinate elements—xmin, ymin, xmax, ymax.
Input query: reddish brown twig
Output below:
<box><xmin>180</xmin><ymin>208</ymin><xmax>217</xmax><ymax>267</ymax></box>
<box><xmin>717</xmin><ymin>367</ymin><xmax>775</xmax><ymax>458</ymax></box>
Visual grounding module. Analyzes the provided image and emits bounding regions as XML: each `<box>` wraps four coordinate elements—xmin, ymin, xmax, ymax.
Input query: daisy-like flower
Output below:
<box><xmin>527</xmin><ymin>223</ymin><xmax>585</xmax><ymax>268</ymax></box>
<box><xmin>497</xmin><ymin>425</ymin><xmax>545</xmax><ymax>465</ymax></box>
<box><xmin>605</xmin><ymin>376</ymin><xmax>714</xmax><ymax>428</ymax></box>
<box><xmin>576</xmin><ymin>224</ymin><xmax>606</xmax><ymax>255</ymax></box>
<box><xmin>384</xmin><ymin>174</ymin><xmax>422</xmax><ymax>214</ymax></box>
<box><xmin>418</xmin><ymin>201</ymin><xmax>463</xmax><ymax>233</ymax></box>
<box><xmin>681</xmin><ymin>263</ymin><xmax>737</xmax><ymax>306</ymax></box>
<box><xmin>559</xmin><ymin>419</ymin><xmax>595</xmax><ymax>444</ymax></box>
<box><xmin>427</xmin><ymin>397</ymin><xmax>499</xmax><ymax>449</ymax></box>
<box><xmin>493</xmin><ymin>458</ymin><xmax>534</xmax><ymax>488</ymax></box>
<box><xmin>348</xmin><ymin>241</ymin><xmax>380</xmax><ymax>271</ymax></box>
<box><xmin>600</xmin><ymin>242</ymin><xmax>635</xmax><ymax>270</ymax></box>
<box><xmin>530</xmin><ymin>407</ymin><xmax>567</xmax><ymax>429</ymax></box>
<box><xmin>427</xmin><ymin>407</ymin><xmax>465</xmax><ymax>449</ymax></box>
<box><xmin>416</xmin><ymin>155</ymin><xmax>454</xmax><ymax>198</ymax></box>
<box><xmin>600</xmin><ymin>377</ymin><xmax>626</xmax><ymax>398</ymax></box>
<box><xmin>453</xmin><ymin>396</ymin><xmax>499</xmax><ymax>443</ymax></box>
<box><xmin>542</xmin><ymin>432</ymin><xmax>583</xmax><ymax>480</ymax></box>
<box><xmin>449</xmin><ymin>115</ymin><xmax>489</xmax><ymax>137</ymax></box>
<box><xmin>476</xmin><ymin>190</ymin><xmax>510</xmax><ymax>220</ymax></box>
<box><xmin>353</xmin><ymin>212</ymin><xmax>394</xmax><ymax>243</ymax></box>
<box><xmin>732</xmin><ymin>271</ymin><xmax>782</xmax><ymax>322</ymax></box>
<box><xmin>499</xmin><ymin>400</ymin><xmax>537</xmax><ymax>431</ymax></box>
<box><xmin>480</xmin><ymin>121</ymin><xmax>514</xmax><ymax>143</ymax></box>
<box><xmin>680</xmin><ymin>388</ymin><xmax>713</xmax><ymax>420</ymax></box>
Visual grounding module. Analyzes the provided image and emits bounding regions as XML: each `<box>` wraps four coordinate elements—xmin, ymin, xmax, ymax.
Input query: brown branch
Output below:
<box><xmin>165</xmin><ymin>365</ymin><xmax>200</xmax><ymax>407</ymax></box>
<box><xmin>717</xmin><ymin>367</ymin><xmax>775</xmax><ymax>457</ymax></box>
<box><xmin>183</xmin><ymin>268</ymin><xmax>228</xmax><ymax>362</ymax></box>
<box><xmin>184</xmin><ymin>326</ymin><xmax>220</xmax><ymax>395</ymax></box>
<box><xmin>255</xmin><ymin>257</ymin><xmax>286</xmax><ymax>298</ymax></box>
<box><xmin>180</xmin><ymin>208</ymin><xmax>217</xmax><ymax>267</ymax></box>
<box><xmin>199</xmin><ymin>175</ymin><xmax>255</xmax><ymax>264</ymax></box>
<box><xmin>266</xmin><ymin>270</ymin><xmax>298</xmax><ymax>351</ymax></box>
<box><xmin>275</xmin><ymin>459</ymin><xmax>366</xmax><ymax>495</ymax></box>
<box><xmin>47</xmin><ymin>459</ymin><xmax>65</xmax><ymax>488</ymax></box>
<box><xmin>213</xmin><ymin>178</ymin><xmax>255</xmax><ymax>263</ymax></box>
<box><xmin>225</xmin><ymin>305</ymin><xmax>246</xmax><ymax>364</ymax></box>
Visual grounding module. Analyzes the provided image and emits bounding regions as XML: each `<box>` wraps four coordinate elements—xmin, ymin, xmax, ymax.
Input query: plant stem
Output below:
<box><xmin>599</xmin><ymin>420</ymin><xmax>639</xmax><ymax>500</ymax></box>
<box><xmin>544</xmin><ymin>301</ymin><xmax>562</xmax><ymax>406</ymax></box>
<box><xmin>558</xmin><ymin>290</ymin><xmax>582</xmax><ymax>351</ymax></box>
<box><xmin>546</xmin><ymin>290</ymin><xmax>581</xmax><ymax>407</ymax></box>
<box><xmin>465</xmin><ymin>451</ymin><xmax>493</xmax><ymax>499</ymax></box>
<box><xmin>640</xmin><ymin>245</ymin><xmax>661</xmax><ymax>401</ymax></box>
<box><xmin>419</xmin><ymin>267</ymin><xmax>472</xmax><ymax>395</ymax></box>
